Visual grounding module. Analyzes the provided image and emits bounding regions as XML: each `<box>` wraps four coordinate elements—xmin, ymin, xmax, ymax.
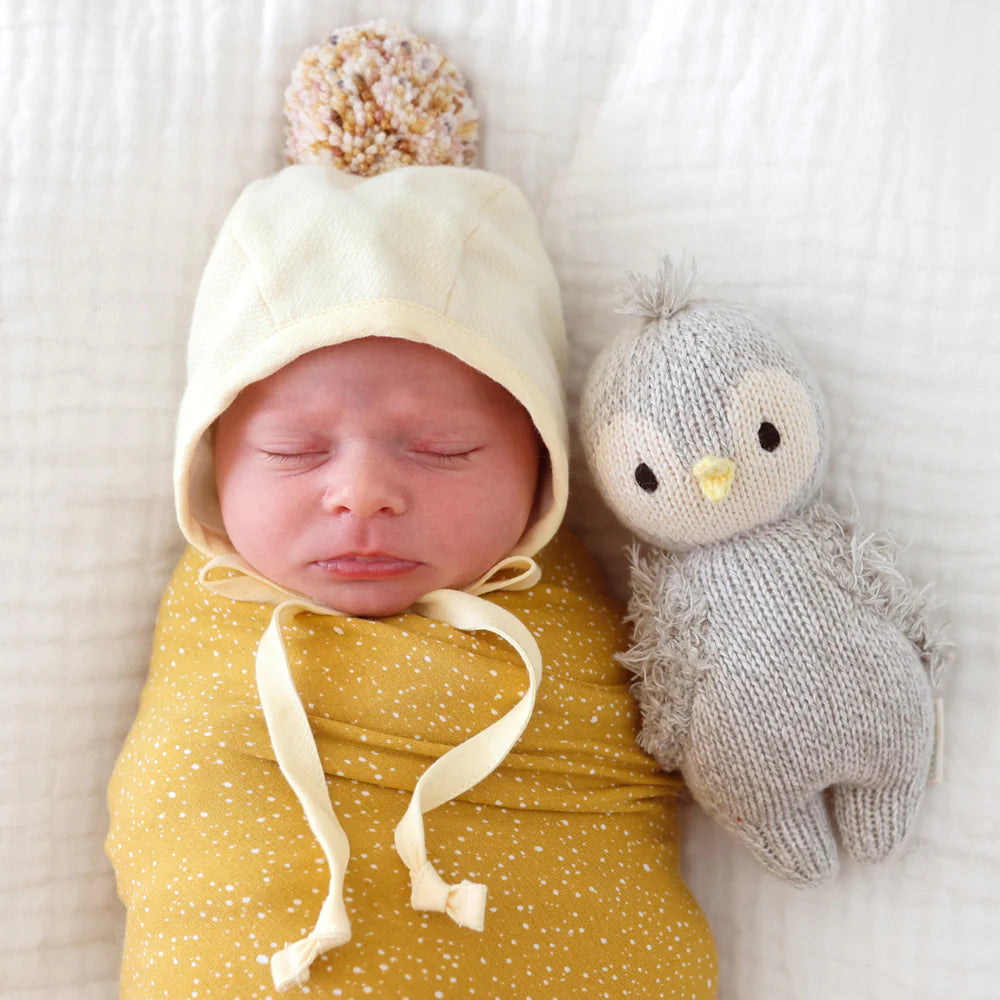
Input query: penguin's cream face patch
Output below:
<box><xmin>726</xmin><ymin>368</ymin><xmax>821</xmax><ymax>530</ymax></box>
<box><xmin>590</xmin><ymin>368</ymin><xmax>821</xmax><ymax>548</ymax></box>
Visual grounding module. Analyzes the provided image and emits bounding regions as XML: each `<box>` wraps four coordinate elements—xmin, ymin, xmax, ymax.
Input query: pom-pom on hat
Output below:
<box><xmin>284</xmin><ymin>20</ymin><xmax>478</xmax><ymax>173</ymax></box>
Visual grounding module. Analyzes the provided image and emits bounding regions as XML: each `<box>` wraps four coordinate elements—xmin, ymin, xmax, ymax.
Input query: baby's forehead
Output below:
<box><xmin>229</xmin><ymin>337</ymin><xmax>529</xmax><ymax>428</ymax></box>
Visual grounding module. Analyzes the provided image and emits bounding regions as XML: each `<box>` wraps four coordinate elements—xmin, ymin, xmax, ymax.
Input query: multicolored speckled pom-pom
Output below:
<box><xmin>284</xmin><ymin>20</ymin><xmax>479</xmax><ymax>175</ymax></box>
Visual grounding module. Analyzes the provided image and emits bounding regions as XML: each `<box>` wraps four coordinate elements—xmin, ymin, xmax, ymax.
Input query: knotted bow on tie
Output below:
<box><xmin>270</xmin><ymin>895</ymin><xmax>352</xmax><ymax>991</ymax></box>
<box><xmin>408</xmin><ymin>861</ymin><xmax>488</xmax><ymax>931</ymax></box>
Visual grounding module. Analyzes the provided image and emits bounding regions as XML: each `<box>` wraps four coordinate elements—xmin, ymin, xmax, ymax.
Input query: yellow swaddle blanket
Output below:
<box><xmin>107</xmin><ymin>528</ymin><xmax>717</xmax><ymax>998</ymax></box>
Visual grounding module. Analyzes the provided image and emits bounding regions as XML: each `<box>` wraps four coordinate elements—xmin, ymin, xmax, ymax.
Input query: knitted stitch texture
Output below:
<box><xmin>579</xmin><ymin>256</ymin><xmax>948</xmax><ymax>884</ymax></box>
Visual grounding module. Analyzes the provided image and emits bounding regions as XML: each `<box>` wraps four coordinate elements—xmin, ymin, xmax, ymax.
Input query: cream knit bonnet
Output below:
<box><xmin>175</xmin><ymin>162</ymin><xmax>568</xmax><ymax>562</ymax></box>
<box><xmin>170</xmin><ymin>23</ymin><xmax>569</xmax><ymax>991</ymax></box>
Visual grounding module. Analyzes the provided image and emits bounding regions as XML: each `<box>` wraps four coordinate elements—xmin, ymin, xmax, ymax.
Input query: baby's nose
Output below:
<box><xmin>321</xmin><ymin>447</ymin><xmax>406</xmax><ymax>518</ymax></box>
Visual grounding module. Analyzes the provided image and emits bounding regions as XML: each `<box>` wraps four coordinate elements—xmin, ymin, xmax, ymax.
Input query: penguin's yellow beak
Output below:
<box><xmin>692</xmin><ymin>456</ymin><xmax>736</xmax><ymax>502</ymax></box>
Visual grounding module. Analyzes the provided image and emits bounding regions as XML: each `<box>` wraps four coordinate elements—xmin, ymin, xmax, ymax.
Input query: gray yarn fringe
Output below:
<box><xmin>616</xmin><ymin>542</ymin><xmax>710</xmax><ymax>771</ymax></box>
<box><xmin>615</xmin><ymin>254</ymin><xmax>701</xmax><ymax>326</ymax></box>
<box><xmin>808</xmin><ymin>502</ymin><xmax>952</xmax><ymax>687</ymax></box>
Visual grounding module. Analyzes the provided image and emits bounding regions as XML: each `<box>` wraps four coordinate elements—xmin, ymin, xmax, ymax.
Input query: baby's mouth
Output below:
<box><xmin>314</xmin><ymin>555</ymin><xmax>421</xmax><ymax>580</ymax></box>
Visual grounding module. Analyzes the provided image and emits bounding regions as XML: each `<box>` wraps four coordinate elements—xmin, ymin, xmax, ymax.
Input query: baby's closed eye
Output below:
<box><xmin>259</xmin><ymin>448</ymin><xmax>329</xmax><ymax>467</ymax></box>
<box><xmin>409</xmin><ymin>446</ymin><xmax>481</xmax><ymax>466</ymax></box>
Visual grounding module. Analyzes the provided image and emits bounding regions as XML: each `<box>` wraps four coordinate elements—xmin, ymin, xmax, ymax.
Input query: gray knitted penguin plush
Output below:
<box><xmin>579</xmin><ymin>256</ymin><xmax>948</xmax><ymax>885</ymax></box>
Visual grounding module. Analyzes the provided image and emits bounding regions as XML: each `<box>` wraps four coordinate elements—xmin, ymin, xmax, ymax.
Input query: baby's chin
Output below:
<box><xmin>323</xmin><ymin>586</ymin><xmax>421</xmax><ymax>618</ymax></box>
<box><xmin>293</xmin><ymin>571</ymin><xmax>446</xmax><ymax>618</ymax></box>
<box><xmin>280</xmin><ymin>578</ymin><xmax>412</xmax><ymax>618</ymax></box>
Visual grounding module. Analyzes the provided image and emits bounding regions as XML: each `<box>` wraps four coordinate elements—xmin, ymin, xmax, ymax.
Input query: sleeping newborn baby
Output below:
<box><xmin>106</xmin><ymin>28</ymin><xmax>717</xmax><ymax>996</ymax></box>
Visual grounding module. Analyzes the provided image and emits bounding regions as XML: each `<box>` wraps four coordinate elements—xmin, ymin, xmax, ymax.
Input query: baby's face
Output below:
<box><xmin>214</xmin><ymin>338</ymin><xmax>540</xmax><ymax>616</ymax></box>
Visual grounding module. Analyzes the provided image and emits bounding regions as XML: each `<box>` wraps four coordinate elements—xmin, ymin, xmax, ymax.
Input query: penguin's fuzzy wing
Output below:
<box><xmin>617</xmin><ymin>544</ymin><xmax>712</xmax><ymax>771</ymax></box>
<box><xmin>807</xmin><ymin>501</ymin><xmax>953</xmax><ymax>687</ymax></box>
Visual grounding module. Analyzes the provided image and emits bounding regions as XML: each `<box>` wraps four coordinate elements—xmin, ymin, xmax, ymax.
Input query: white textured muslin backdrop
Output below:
<box><xmin>1</xmin><ymin>2</ymin><xmax>997</xmax><ymax>998</ymax></box>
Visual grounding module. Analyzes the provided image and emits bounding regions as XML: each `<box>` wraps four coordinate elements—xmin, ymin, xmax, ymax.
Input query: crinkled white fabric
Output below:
<box><xmin>2</xmin><ymin>2</ymin><xmax>998</xmax><ymax>999</ymax></box>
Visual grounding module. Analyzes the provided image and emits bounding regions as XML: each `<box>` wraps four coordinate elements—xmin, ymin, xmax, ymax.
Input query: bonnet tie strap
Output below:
<box><xmin>256</xmin><ymin>599</ymin><xmax>353</xmax><ymax>991</ymax></box>
<box><xmin>199</xmin><ymin>554</ymin><xmax>542</xmax><ymax>991</ymax></box>
<box><xmin>201</xmin><ymin>558</ymin><xmax>353</xmax><ymax>990</ymax></box>
<box><xmin>397</xmin><ymin>587</ymin><xmax>543</xmax><ymax>930</ymax></box>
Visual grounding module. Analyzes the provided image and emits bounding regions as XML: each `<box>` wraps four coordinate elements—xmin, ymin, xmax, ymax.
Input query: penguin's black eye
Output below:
<box><xmin>634</xmin><ymin>462</ymin><xmax>659</xmax><ymax>493</ymax></box>
<box><xmin>758</xmin><ymin>421</ymin><xmax>781</xmax><ymax>452</ymax></box>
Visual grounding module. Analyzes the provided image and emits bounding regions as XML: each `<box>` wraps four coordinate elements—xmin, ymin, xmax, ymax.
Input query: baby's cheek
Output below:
<box><xmin>431</xmin><ymin>476</ymin><xmax>525</xmax><ymax>569</ymax></box>
<box><xmin>217</xmin><ymin>467</ymin><xmax>301</xmax><ymax>568</ymax></box>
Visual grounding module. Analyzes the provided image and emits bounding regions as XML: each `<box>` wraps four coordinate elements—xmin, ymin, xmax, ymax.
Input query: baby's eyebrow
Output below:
<box><xmin>407</xmin><ymin>434</ymin><xmax>483</xmax><ymax>449</ymax></box>
<box><xmin>247</xmin><ymin>403</ymin><xmax>329</xmax><ymax>426</ymax></box>
<box><xmin>406</xmin><ymin>416</ymin><xmax>494</xmax><ymax>439</ymax></box>
<box><xmin>243</xmin><ymin>417</ymin><xmax>330</xmax><ymax>443</ymax></box>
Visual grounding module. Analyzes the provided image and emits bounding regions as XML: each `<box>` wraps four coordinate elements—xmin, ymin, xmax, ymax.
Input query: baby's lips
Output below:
<box><xmin>314</xmin><ymin>555</ymin><xmax>422</xmax><ymax>579</ymax></box>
